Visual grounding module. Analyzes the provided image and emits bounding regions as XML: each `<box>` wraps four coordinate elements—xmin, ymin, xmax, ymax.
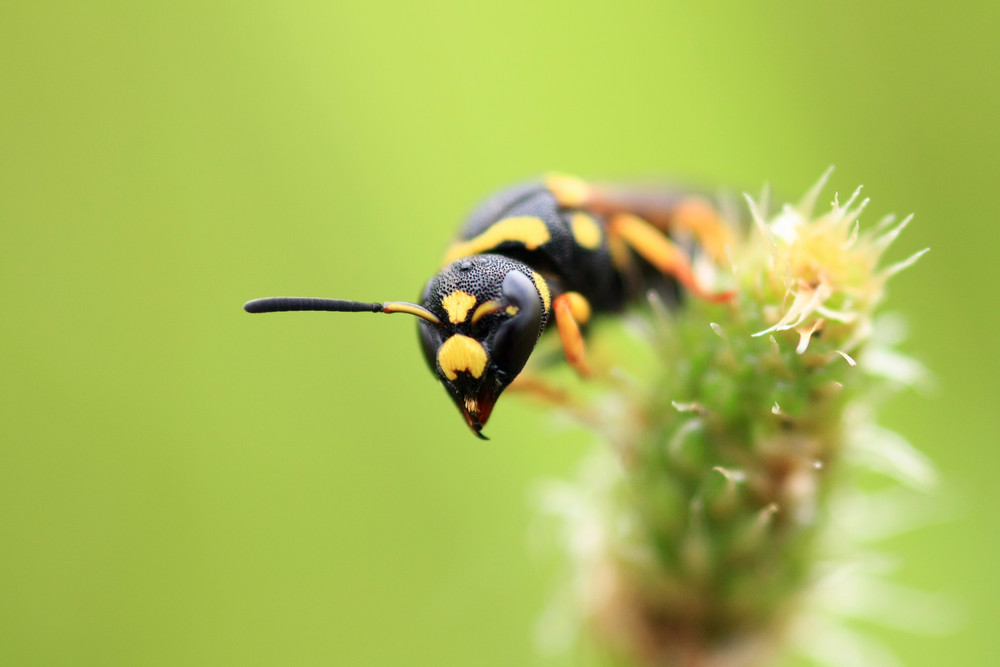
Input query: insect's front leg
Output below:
<box><xmin>551</xmin><ymin>291</ymin><xmax>593</xmax><ymax>378</ymax></box>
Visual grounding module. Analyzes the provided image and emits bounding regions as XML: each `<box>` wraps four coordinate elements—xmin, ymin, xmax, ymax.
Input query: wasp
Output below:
<box><xmin>245</xmin><ymin>174</ymin><xmax>734</xmax><ymax>439</ymax></box>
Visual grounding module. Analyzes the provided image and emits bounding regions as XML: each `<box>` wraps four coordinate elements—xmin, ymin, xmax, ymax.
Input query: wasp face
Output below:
<box><xmin>417</xmin><ymin>256</ymin><xmax>547</xmax><ymax>439</ymax></box>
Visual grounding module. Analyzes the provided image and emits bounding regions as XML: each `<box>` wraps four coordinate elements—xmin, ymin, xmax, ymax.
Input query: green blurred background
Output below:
<box><xmin>2</xmin><ymin>1</ymin><xmax>997</xmax><ymax>665</ymax></box>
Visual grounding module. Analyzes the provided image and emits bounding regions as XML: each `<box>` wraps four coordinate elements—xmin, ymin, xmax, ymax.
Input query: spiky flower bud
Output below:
<box><xmin>539</xmin><ymin>171</ymin><xmax>930</xmax><ymax>666</ymax></box>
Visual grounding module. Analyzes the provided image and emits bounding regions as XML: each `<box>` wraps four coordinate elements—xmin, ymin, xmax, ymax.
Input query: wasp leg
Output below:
<box><xmin>608</xmin><ymin>213</ymin><xmax>734</xmax><ymax>303</ymax></box>
<box><xmin>552</xmin><ymin>292</ymin><xmax>593</xmax><ymax>378</ymax></box>
<box><xmin>507</xmin><ymin>373</ymin><xmax>573</xmax><ymax>406</ymax></box>
<box><xmin>669</xmin><ymin>197</ymin><xmax>731</xmax><ymax>262</ymax></box>
<box><xmin>551</xmin><ymin>177</ymin><xmax>732</xmax><ymax>263</ymax></box>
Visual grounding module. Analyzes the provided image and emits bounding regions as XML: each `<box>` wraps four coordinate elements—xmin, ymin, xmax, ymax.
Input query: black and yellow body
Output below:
<box><xmin>244</xmin><ymin>174</ymin><xmax>733</xmax><ymax>439</ymax></box>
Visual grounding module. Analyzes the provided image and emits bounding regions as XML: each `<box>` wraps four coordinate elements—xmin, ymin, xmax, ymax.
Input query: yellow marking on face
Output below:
<box><xmin>505</xmin><ymin>305</ymin><xmax>519</xmax><ymax>316</ymax></box>
<box><xmin>570</xmin><ymin>212</ymin><xmax>602</xmax><ymax>250</ymax></box>
<box><xmin>531</xmin><ymin>271</ymin><xmax>551</xmax><ymax>313</ymax></box>
<box><xmin>442</xmin><ymin>290</ymin><xmax>477</xmax><ymax>324</ymax></box>
<box><xmin>563</xmin><ymin>292</ymin><xmax>592</xmax><ymax>325</ymax></box>
<box><xmin>437</xmin><ymin>334</ymin><xmax>489</xmax><ymax>381</ymax></box>
<box><xmin>471</xmin><ymin>300</ymin><xmax>502</xmax><ymax>324</ymax></box>
<box><xmin>545</xmin><ymin>173</ymin><xmax>590</xmax><ymax>208</ymax></box>
<box><xmin>443</xmin><ymin>216</ymin><xmax>551</xmax><ymax>264</ymax></box>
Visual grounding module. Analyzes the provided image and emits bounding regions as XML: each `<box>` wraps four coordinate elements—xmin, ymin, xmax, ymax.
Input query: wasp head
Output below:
<box><xmin>243</xmin><ymin>254</ymin><xmax>550</xmax><ymax>440</ymax></box>
<box><xmin>417</xmin><ymin>255</ymin><xmax>548</xmax><ymax>439</ymax></box>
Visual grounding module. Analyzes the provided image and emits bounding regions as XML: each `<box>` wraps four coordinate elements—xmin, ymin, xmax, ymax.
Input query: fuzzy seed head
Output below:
<box><xmin>538</xmin><ymin>171</ymin><xmax>930</xmax><ymax>667</ymax></box>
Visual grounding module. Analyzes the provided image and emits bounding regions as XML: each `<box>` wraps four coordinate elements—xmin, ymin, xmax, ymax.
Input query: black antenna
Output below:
<box><xmin>243</xmin><ymin>297</ymin><xmax>441</xmax><ymax>325</ymax></box>
<box><xmin>244</xmin><ymin>297</ymin><xmax>380</xmax><ymax>313</ymax></box>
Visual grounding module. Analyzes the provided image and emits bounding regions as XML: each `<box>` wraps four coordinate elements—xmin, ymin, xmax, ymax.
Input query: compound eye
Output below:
<box><xmin>418</xmin><ymin>320</ymin><xmax>444</xmax><ymax>375</ymax></box>
<box><xmin>491</xmin><ymin>271</ymin><xmax>543</xmax><ymax>380</ymax></box>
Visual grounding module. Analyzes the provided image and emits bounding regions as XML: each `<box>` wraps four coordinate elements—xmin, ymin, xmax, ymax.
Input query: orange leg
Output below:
<box><xmin>507</xmin><ymin>373</ymin><xmax>573</xmax><ymax>406</ymax></box>
<box><xmin>545</xmin><ymin>175</ymin><xmax>734</xmax><ymax>302</ymax></box>
<box><xmin>562</xmin><ymin>180</ymin><xmax>732</xmax><ymax>262</ymax></box>
<box><xmin>671</xmin><ymin>197</ymin><xmax>732</xmax><ymax>263</ymax></box>
<box><xmin>552</xmin><ymin>292</ymin><xmax>593</xmax><ymax>378</ymax></box>
<box><xmin>608</xmin><ymin>213</ymin><xmax>734</xmax><ymax>303</ymax></box>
